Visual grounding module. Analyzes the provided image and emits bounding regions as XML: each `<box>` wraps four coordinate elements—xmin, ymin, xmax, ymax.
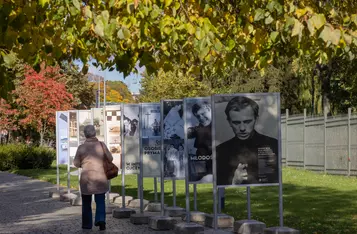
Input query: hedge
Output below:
<box><xmin>0</xmin><ymin>144</ymin><xmax>55</xmax><ymax>171</ymax></box>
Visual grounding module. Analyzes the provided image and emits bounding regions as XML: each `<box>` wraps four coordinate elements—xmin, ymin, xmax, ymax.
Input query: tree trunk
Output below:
<box><xmin>316</xmin><ymin>62</ymin><xmax>332</xmax><ymax>116</ymax></box>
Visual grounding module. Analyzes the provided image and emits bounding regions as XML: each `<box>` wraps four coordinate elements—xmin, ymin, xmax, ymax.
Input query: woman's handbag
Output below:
<box><xmin>100</xmin><ymin>142</ymin><xmax>119</xmax><ymax>180</ymax></box>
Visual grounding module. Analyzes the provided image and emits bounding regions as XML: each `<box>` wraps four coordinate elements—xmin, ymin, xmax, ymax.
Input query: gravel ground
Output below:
<box><xmin>0</xmin><ymin>171</ymin><xmax>174</xmax><ymax>234</ymax></box>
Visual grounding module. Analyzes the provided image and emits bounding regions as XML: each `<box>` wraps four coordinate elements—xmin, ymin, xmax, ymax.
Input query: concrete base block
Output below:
<box><xmin>145</xmin><ymin>202</ymin><xmax>166</xmax><ymax>212</ymax></box>
<box><xmin>49</xmin><ymin>191</ymin><xmax>62</xmax><ymax>199</ymax></box>
<box><xmin>59</xmin><ymin>193</ymin><xmax>77</xmax><ymax>202</ymax></box>
<box><xmin>106</xmin><ymin>204</ymin><xmax>118</xmax><ymax>214</ymax></box>
<box><xmin>130</xmin><ymin>213</ymin><xmax>151</xmax><ymax>225</ymax></box>
<box><xmin>128</xmin><ymin>199</ymin><xmax>150</xmax><ymax>209</ymax></box>
<box><xmin>148</xmin><ymin>216</ymin><xmax>177</xmax><ymax>230</ymax></box>
<box><xmin>234</xmin><ymin>220</ymin><xmax>266</xmax><ymax>234</ymax></box>
<box><xmin>205</xmin><ymin>213</ymin><xmax>234</xmax><ymax>228</ymax></box>
<box><xmin>107</xmin><ymin>193</ymin><xmax>120</xmax><ymax>203</ymax></box>
<box><xmin>183</xmin><ymin>211</ymin><xmax>207</xmax><ymax>224</ymax></box>
<box><xmin>164</xmin><ymin>206</ymin><xmax>186</xmax><ymax>217</ymax></box>
<box><xmin>173</xmin><ymin>222</ymin><xmax>204</xmax><ymax>234</ymax></box>
<box><xmin>113</xmin><ymin>196</ymin><xmax>133</xmax><ymax>206</ymax></box>
<box><xmin>112</xmin><ymin>208</ymin><xmax>136</xmax><ymax>219</ymax></box>
<box><xmin>196</xmin><ymin>230</ymin><xmax>234</xmax><ymax>234</ymax></box>
<box><xmin>264</xmin><ymin>227</ymin><xmax>300</xmax><ymax>234</ymax></box>
<box><xmin>70</xmin><ymin>196</ymin><xmax>82</xmax><ymax>206</ymax></box>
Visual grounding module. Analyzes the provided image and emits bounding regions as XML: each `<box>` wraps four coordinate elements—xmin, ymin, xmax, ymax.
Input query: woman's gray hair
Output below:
<box><xmin>84</xmin><ymin>125</ymin><xmax>96</xmax><ymax>138</ymax></box>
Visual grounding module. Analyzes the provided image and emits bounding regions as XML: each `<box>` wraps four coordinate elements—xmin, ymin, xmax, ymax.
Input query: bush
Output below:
<box><xmin>0</xmin><ymin>144</ymin><xmax>55</xmax><ymax>170</ymax></box>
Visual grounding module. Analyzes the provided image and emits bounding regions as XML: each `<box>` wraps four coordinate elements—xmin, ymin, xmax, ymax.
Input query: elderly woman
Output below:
<box><xmin>74</xmin><ymin>125</ymin><xmax>113</xmax><ymax>231</ymax></box>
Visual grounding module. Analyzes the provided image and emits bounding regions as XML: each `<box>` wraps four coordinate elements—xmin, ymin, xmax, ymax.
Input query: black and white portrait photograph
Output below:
<box><xmin>163</xmin><ymin>100</ymin><xmax>184</xmax><ymax>140</ymax></box>
<box><xmin>163</xmin><ymin>140</ymin><xmax>185</xmax><ymax>179</ymax></box>
<box><xmin>213</xmin><ymin>93</ymin><xmax>280</xmax><ymax>186</ymax></box>
<box><xmin>185</xmin><ymin>98</ymin><xmax>213</xmax><ymax>183</ymax></box>
<box><xmin>123</xmin><ymin>105</ymin><xmax>140</xmax><ymax>139</ymax></box>
<box><xmin>162</xmin><ymin>100</ymin><xmax>185</xmax><ymax>179</ymax></box>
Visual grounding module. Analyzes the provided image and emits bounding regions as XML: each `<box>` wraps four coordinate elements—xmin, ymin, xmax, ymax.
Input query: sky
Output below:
<box><xmin>75</xmin><ymin>60</ymin><xmax>144</xmax><ymax>94</ymax></box>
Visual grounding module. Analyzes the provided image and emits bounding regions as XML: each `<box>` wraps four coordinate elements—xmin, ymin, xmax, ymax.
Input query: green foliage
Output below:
<box><xmin>0</xmin><ymin>144</ymin><xmax>55</xmax><ymax>170</ymax></box>
<box><xmin>59</xmin><ymin>63</ymin><xmax>95</xmax><ymax>109</ymax></box>
<box><xmin>1</xmin><ymin>0</ymin><xmax>357</xmax><ymax>101</ymax></box>
<box><xmin>139</xmin><ymin>69</ymin><xmax>211</xmax><ymax>102</ymax></box>
<box><xmin>106</xmin><ymin>80</ymin><xmax>134</xmax><ymax>102</ymax></box>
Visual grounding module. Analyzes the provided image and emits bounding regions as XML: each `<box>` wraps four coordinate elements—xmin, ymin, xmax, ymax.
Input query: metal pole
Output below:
<box><xmin>247</xmin><ymin>186</ymin><xmax>251</xmax><ymax>219</ymax></box>
<box><xmin>56</xmin><ymin>112</ymin><xmax>60</xmax><ymax>192</ymax></box>
<box><xmin>184</xmin><ymin>99</ymin><xmax>190</xmax><ymax>223</ymax></box>
<box><xmin>285</xmin><ymin>109</ymin><xmax>289</xmax><ymax>166</ymax></box>
<box><xmin>160</xmin><ymin>101</ymin><xmax>165</xmax><ymax>216</ymax></box>
<box><xmin>139</xmin><ymin>105</ymin><xmax>144</xmax><ymax>213</ymax></box>
<box><xmin>98</xmin><ymin>77</ymin><xmax>101</xmax><ymax>108</ymax></box>
<box><xmin>77</xmin><ymin>111</ymin><xmax>81</xmax><ymax>197</ymax></box>
<box><xmin>324</xmin><ymin>107</ymin><xmax>327</xmax><ymax>174</ymax></box>
<box><xmin>137</xmin><ymin>174</ymin><xmax>140</xmax><ymax>199</ymax></box>
<box><xmin>211</xmin><ymin>95</ymin><xmax>218</xmax><ymax>230</ymax></box>
<box><xmin>218</xmin><ymin>187</ymin><xmax>221</xmax><ymax>214</ymax></box>
<box><xmin>348</xmin><ymin>108</ymin><xmax>351</xmax><ymax>176</ymax></box>
<box><xmin>278</xmin><ymin>95</ymin><xmax>284</xmax><ymax>227</ymax></box>
<box><xmin>154</xmin><ymin>177</ymin><xmax>158</xmax><ymax>202</ymax></box>
<box><xmin>303</xmin><ymin>109</ymin><xmax>306</xmax><ymax>169</ymax></box>
<box><xmin>121</xmin><ymin>104</ymin><xmax>126</xmax><ymax>208</ymax></box>
<box><xmin>173</xmin><ymin>179</ymin><xmax>176</xmax><ymax>207</ymax></box>
<box><xmin>193</xmin><ymin>184</ymin><xmax>197</xmax><ymax>211</ymax></box>
<box><xmin>67</xmin><ymin>112</ymin><xmax>71</xmax><ymax>195</ymax></box>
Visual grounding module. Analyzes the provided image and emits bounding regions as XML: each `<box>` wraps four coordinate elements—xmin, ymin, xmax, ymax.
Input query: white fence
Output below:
<box><xmin>282</xmin><ymin>108</ymin><xmax>357</xmax><ymax>176</ymax></box>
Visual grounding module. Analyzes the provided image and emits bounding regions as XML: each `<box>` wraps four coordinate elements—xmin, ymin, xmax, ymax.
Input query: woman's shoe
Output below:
<box><xmin>95</xmin><ymin>221</ymin><xmax>106</xmax><ymax>231</ymax></box>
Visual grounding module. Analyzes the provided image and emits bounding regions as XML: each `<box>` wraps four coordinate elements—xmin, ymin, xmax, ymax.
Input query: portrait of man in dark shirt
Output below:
<box><xmin>216</xmin><ymin>96</ymin><xmax>279</xmax><ymax>186</ymax></box>
<box><xmin>187</xmin><ymin>101</ymin><xmax>213</xmax><ymax>182</ymax></box>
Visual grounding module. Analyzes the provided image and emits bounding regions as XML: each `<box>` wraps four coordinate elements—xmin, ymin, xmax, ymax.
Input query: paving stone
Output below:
<box><xmin>0</xmin><ymin>171</ymin><xmax>175</xmax><ymax>234</ymax></box>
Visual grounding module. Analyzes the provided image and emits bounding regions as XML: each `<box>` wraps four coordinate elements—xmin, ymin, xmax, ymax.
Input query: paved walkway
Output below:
<box><xmin>0</xmin><ymin>172</ymin><xmax>173</xmax><ymax>234</ymax></box>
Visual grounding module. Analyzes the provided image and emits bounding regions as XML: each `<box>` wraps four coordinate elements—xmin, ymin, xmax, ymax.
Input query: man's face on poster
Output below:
<box><xmin>228</xmin><ymin>106</ymin><xmax>256</xmax><ymax>140</ymax></box>
<box><xmin>195</xmin><ymin>106</ymin><xmax>211</xmax><ymax>127</ymax></box>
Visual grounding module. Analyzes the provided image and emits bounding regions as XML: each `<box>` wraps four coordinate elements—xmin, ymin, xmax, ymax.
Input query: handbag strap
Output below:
<box><xmin>99</xmin><ymin>141</ymin><xmax>108</xmax><ymax>161</ymax></box>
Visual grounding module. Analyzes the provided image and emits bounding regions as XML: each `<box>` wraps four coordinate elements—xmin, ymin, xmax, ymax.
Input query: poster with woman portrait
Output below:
<box><xmin>162</xmin><ymin>100</ymin><xmax>185</xmax><ymax>179</ymax></box>
<box><xmin>105</xmin><ymin>105</ymin><xmax>122</xmax><ymax>170</ymax></box>
<box><xmin>141</xmin><ymin>103</ymin><xmax>161</xmax><ymax>177</ymax></box>
<box><xmin>123</xmin><ymin>104</ymin><xmax>140</xmax><ymax>174</ymax></box>
<box><xmin>184</xmin><ymin>97</ymin><xmax>213</xmax><ymax>184</ymax></box>
<box><xmin>213</xmin><ymin>93</ymin><xmax>281</xmax><ymax>187</ymax></box>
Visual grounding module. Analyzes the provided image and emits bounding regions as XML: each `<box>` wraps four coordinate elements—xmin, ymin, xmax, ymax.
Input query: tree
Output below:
<box><xmin>59</xmin><ymin>63</ymin><xmax>95</xmax><ymax>109</ymax></box>
<box><xmin>2</xmin><ymin>0</ymin><xmax>357</xmax><ymax>99</ymax></box>
<box><xmin>106</xmin><ymin>89</ymin><xmax>123</xmax><ymax>103</ymax></box>
<box><xmin>0</xmin><ymin>99</ymin><xmax>18</xmax><ymax>137</ymax></box>
<box><xmin>13</xmin><ymin>65</ymin><xmax>74</xmax><ymax>145</ymax></box>
<box><xmin>139</xmin><ymin>68</ymin><xmax>210</xmax><ymax>102</ymax></box>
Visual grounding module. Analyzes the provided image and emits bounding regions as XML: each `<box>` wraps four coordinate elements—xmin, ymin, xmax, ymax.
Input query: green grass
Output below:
<box><xmin>10</xmin><ymin>164</ymin><xmax>357</xmax><ymax>234</ymax></box>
